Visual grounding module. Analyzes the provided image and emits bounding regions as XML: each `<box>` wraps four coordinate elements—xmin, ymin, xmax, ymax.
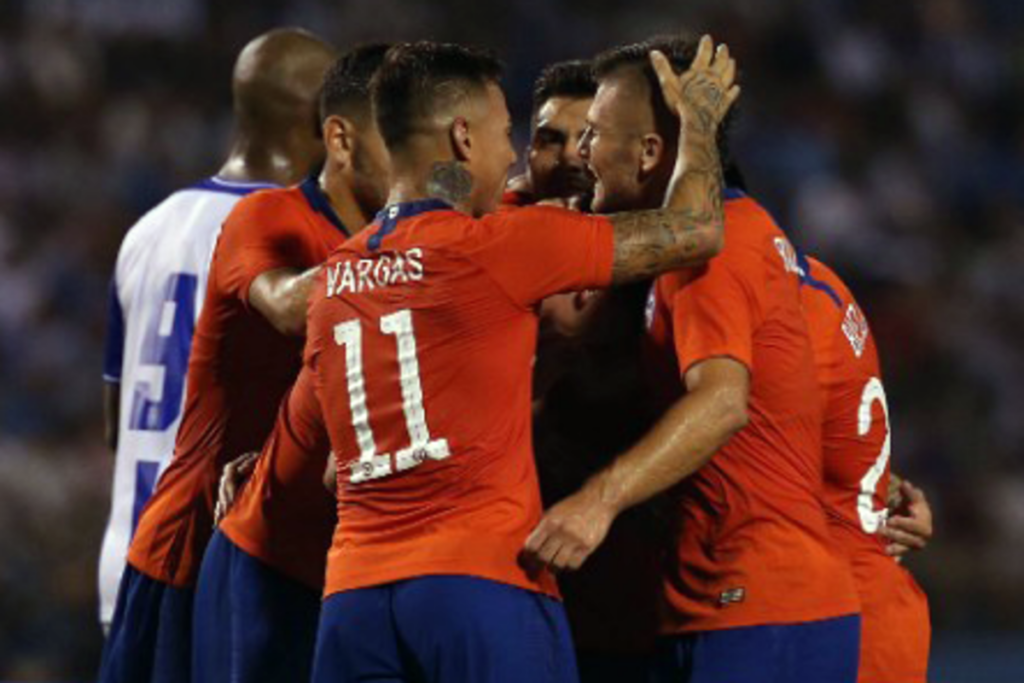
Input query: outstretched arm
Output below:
<box><xmin>523</xmin><ymin>357</ymin><xmax>749</xmax><ymax>572</ymax></box>
<box><xmin>606</xmin><ymin>35</ymin><xmax>741</xmax><ymax>284</ymax></box>
<box><xmin>248</xmin><ymin>265</ymin><xmax>321</xmax><ymax>336</ymax></box>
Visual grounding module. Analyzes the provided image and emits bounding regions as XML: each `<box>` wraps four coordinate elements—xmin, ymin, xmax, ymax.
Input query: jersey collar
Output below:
<box><xmin>190</xmin><ymin>176</ymin><xmax>279</xmax><ymax>197</ymax></box>
<box><xmin>301</xmin><ymin>173</ymin><xmax>350</xmax><ymax>237</ymax></box>
<box><xmin>368</xmin><ymin>198</ymin><xmax>453</xmax><ymax>251</ymax></box>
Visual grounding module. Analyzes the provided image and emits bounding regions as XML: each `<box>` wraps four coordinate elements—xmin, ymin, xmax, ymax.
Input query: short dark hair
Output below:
<box><xmin>319</xmin><ymin>43</ymin><xmax>392</xmax><ymax>123</ymax></box>
<box><xmin>371</xmin><ymin>41</ymin><xmax>504</xmax><ymax>151</ymax></box>
<box><xmin>531</xmin><ymin>59</ymin><xmax>597</xmax><ymax>114</ymax></box>
<box><xmin>594</xmin><ymin>34</ymin><xmax>734</xmax><ymax>163</ymax></box>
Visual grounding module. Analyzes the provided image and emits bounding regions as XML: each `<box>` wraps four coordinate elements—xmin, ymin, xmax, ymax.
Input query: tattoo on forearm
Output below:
<box><xmin>609</xmin><ymin>206</ymin><xmax>715</xmax><ymax>282</ymax></box>
<box><xmin>426</xmin><ymin>161</ymin><xmax>473</xmax><ymax>206</ymax></box>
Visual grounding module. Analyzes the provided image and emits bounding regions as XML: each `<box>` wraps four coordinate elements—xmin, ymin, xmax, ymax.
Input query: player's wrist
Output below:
<box><xmin>586</xmin><ymin>467</ymin><xmax>628</xmax><ymax>517</ymax></box>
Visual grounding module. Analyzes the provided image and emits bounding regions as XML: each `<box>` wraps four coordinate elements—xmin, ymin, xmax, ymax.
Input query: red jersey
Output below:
<box><xmin>218</xmin><ymin>361</ymin><xmax>334</xmax><ymax>590</ymax></box>
<box><xmin>306</xmin><ymin>199</ymin><xmax>615</xmax><ymax>598</ymax></box>
<box><xmin>644</xmin><ymin>192</ymin><xmax>859</xmax><ymax>633</ymax></box>
<box><xmin>801</xmin><ymin>257</ymin><xmax>930</xmax><ymax>682</ymax></box>
<box><xmin>128</xmin><ymin>179</ymin><xmax>350</xmax><ymax>586</ymax></box>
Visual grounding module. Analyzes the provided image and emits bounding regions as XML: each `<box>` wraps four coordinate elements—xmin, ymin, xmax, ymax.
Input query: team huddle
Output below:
<box><xmin>99</xmin><ymin>26</ymin><xmax>933</xmax><ymax>683</ymax></box>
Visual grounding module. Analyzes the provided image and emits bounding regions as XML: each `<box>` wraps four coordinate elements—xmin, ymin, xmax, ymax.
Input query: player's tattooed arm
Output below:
<box><xmin>248</xmin><ymin>265</ymin><xmax>321</xmax><ymax>336</ymax></box>
<box><xmin>607</xmin><ymin>35</ymin><xmax>740</xmax><ymax>284</ymax></box>
<box><xmin>426</xmin><ymin>161</ymin><xmax>473</xmax><ymax>207</ymax></box>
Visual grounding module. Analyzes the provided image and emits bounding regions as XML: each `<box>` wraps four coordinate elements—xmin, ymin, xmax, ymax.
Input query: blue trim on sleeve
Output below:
<box><xmin>103</xmin><ymin>277</ymin><xmax>125</xmax><ymax>382</ymax></box>
<box><xmin>723</xmin><ymin>187</ymin><xmax>746</xmax><ymax>201</ymax></box>
<box><xmin>368</xmin><ymin>199</ymin><xmax>453</xmax><ymax>251</ymax></box>
<box><xmin>796</xmin><ymin>251</ymin><xmax>843</xmax><ymax>309</ymax></box>
<box><xmin>188</xmin><ymin>176</ymin><xmax>279</xmax><ymax>197</ymax></box>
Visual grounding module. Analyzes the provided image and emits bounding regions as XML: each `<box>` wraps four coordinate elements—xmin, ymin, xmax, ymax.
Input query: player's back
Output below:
<box><xmin>308</xmin><ymin>199</ymin><xmax>614</xmax><ymax>599</ymax></box>
<box><xmin>644</xmin><ymin>192</ymin><xmax>859</xmax><ymax>633</ymax></box>
<box><xmin>800</xmin><ymin>256</ymin><xmax>930</xmax><ymax>682</ymax></box>
<box><xmin>99</xmin><ymin>176</ymin><xmax>276</xmax><ymax>624</ymax></box>
<box><xmin>127</xmin><ymin>181</ymin><xmax>350</xmax><ymax>587</ymax></box>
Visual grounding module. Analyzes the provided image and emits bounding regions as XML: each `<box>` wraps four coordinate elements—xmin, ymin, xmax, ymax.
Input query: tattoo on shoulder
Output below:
<box><xmin>427</xmin><ymin>161</ymin><xmax>473</xmax><ymax>206</ymax></box>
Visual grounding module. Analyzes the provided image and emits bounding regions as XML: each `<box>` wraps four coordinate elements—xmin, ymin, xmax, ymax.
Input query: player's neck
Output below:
<box><xmin>386</xmin><ymin>160</ymin><xmax>474</xmax><ymax>216</ymax></box>
<box><xmin>217</xmin><ymin>139</ymin><xmax>310</xmax><ymax>187</ymax></box>
<box><xmin>319</xmin><ymin>165</ymin><xmax>374</xmax><ymax>234</ymax></box>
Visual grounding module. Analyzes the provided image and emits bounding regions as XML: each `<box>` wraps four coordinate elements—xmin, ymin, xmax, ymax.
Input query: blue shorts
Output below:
<box><xmin>651</xmin><ymin>614</ymin><xmax>861</xmax><ymax>683</ymax></box>
<box><xmin>192</xmin><ymin>530</ymin><xmax>321</xmax><ymax>683</ymax></box>
<box><xmin>312</xmin><ymin>575</ymin><xmax>578</xmax><ymax>683</ymax></box>
<box><xmin>98</xmin><ymin>564</ymin><xmax>194</xmax><ymax>683</ymax></box>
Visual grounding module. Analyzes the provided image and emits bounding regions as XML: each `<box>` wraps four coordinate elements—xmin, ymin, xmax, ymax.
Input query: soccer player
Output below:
<box><xmin>306</xmin><ymin>38</ymin><xmax>737</xmax><ymax>683</ymax></box>
<box><xmin>96</xmin><ymin>32</ymin><xmax>352</xmax><ymax>683</ymax></box>
<box><xmin>98</xmin><ymin>26</ymin><xmax>333</xmax><ymax>638</ymax></box>
<box><xmin>191</xmin><ymin>44</ymin><xmax>392</xmax><ymax>683</ymax></box>
<box><xmin>524</xmin><ymin>35</ymin><xmax>863</xmax><ymax>683</ymax></box>
<box><xmin>799</xmin><ymin>254</ymin><xmax>931</xmax><ymax>682</ymax></box>
<box><xmin>505</xmin><ymin>59</ymin><xmax>596</xmax><ymax>207</ymax></box>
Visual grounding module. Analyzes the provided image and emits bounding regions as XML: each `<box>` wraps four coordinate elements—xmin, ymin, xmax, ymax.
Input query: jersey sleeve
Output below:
<box><xmin>469</xmin><ymin>205</ymin><xmax>615</xmax><ymax>307</ymax></box>
<box><xmin>282</xmin><ymin>363</ymin><xmax>328</xmax><ymax>452</ymax></box>
<box><xmin>103</xmin><ymin>277</ymin><xmax>125</xmax><ymax>383</ymax></box>
<box><xmin>667</xmin><ymin>251</ymin><xmax>760</xmax><ymax>376</ymax></box>
<box><xmin>214</xmin><ymin>192</ymin><xmax>309</xmax><ymax>309</ymax></box>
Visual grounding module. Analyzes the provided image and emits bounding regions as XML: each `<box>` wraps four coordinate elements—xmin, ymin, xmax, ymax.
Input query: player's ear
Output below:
<box><xmin>639</xmin><ymin>133</ymin><xmax>666</xmax><ymax>176</ymax></box>
<box><xmin>323</xmin><ymin>115</ymin><xmax>355</xmax><ymax>165</ymax></box>
<box><xmin>449</xmin><ymin>116</ymin><xmax>472</xmax><ymax>162</ymax></box>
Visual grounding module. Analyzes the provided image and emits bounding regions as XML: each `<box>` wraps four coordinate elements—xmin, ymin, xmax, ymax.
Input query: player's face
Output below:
<box><xmin>579</xmin><ymin>76</ymin><xmax>649</xmax><ymax>214</ymax></box>
<box><xmin>351</xmin><ymin>118</ymin><xmax>392</xmax><ymax>217</ymax></box>
<box><xmin>528</xmin><ymin>96</ymin><xmax>594</xmax><ymax>201</ymax></box>
<box><xmin>466</xmin><ymin>83</ymin><xmax>518</xmax><ymax>216</ymax></box>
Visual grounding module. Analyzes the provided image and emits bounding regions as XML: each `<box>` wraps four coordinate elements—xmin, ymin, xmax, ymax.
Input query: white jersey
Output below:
<box><xmin>99</xmin><ymin>176</ymin><xmax>276</xmax><ymax>624</ymax></box>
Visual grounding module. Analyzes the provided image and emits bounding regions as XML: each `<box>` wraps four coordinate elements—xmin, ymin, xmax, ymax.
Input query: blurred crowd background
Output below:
<box><xmin>0</xmin><ymin>0</ymin><xmax>1021</xmax><ymax>680</ymax></box>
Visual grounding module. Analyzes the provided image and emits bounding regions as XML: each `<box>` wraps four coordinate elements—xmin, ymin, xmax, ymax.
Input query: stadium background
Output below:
<box><xmin>0</xmin><ymin>0</ymin><xmax>1021</xmax><ymax>680</ymax></box>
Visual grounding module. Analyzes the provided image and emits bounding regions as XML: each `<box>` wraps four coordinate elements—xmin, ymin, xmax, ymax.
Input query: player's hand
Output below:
<box><xmin>214</xmin><ymin>451</ymin><xmax>260</xmax><ymax>525</ymax></box>
<box><xmin>650</xmin><ymin>35</ymin><xmax>740</xmax><ymax>135</ymax></box>
<box><xmin>881</xmin><ymin>480</ymin><xmax>933</xmax><ymax>559</ymax></box>
<box><xmin>522</xmin><ymin>484</ymin><xmax>617</xmax><ymax>573</ymax></box>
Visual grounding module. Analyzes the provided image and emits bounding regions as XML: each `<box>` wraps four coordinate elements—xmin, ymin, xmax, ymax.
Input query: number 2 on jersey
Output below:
<box><xmin>857</xmin><ymin>377</ymin><xmax>891</xmax><ymax>533</ymax></box>
<box><xmin>334</xmin><ymin>309</ymin><xmax>450</xmax><ymax>484</ymax></box>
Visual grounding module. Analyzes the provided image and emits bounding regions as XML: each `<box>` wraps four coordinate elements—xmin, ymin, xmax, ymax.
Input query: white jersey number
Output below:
<box><xmin>857</xmin><ymin>377</ymin><xmax>891</xmax><ymax>533</ymax></box>
<box><xmin>333</xmin><ymin>309</ymin><xmax>450</xmax><ymax>484</ymax></box>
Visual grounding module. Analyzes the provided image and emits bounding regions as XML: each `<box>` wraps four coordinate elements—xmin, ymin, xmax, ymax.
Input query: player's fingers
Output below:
<box><xmin>565</xmin><ymin>547</ymin><xmax>591</xmax><ymax>572</ymax></box>
<box><xmin>725</xmin><ymin>85</ymin><xmax>742</xmax><ymax>109</ymax></box>
<box><xmin>547</xmin><ymin>542</ymin><xmax>578</xmax><ymax>572</ymax></box>
<box><xmin>886</xmin><ymin>514</ymin><xmax>929</xmax><ymax>533</ymax></box>
<box><xmin>721</xmin><ymin>56</ymin><xmax>737</xmax><ymax>90</ymax></box>
<box><xmin>649</xmin><ymin>51</ymin><xmax>681</xmax><ymax>99</ymax></box>
<box><xmin>901</xmin><ymin>480</ymin><xmax>927</xmax><ymax>504</ymax></box>
<box><xmin>881</xmin><ymin>525</ymin><xmax>927</xmax><ymax>550</ymax></box>
<box><xmin>712</xmin><ymin>43</ymin><xmax>730</xmax><ymax>76</ymax></box>
<box><xmin>523</xmin><ymin>521</ymin><xmax>551</xmax><ymax>555</ymax></box>
<box><xmin>691</xmin><ymin>35</ymin><xmax>714</xmax><ymax>70</ymax></box>
<box><xmin>886</xmin><ymin>542</ymin><xmax>910</xmax><ymax>558</ymax></box>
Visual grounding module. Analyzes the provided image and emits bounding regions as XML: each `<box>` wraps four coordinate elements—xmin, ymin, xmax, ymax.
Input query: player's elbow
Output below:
<box><xmin>716</xmin><ymin>389</ymin><xmax>749</xmax><ymax>437</ymax></box>
<box><xmin>275</xmin><ymin>308</ymin><xmax>307</xmax><ymax>337</ymax></box>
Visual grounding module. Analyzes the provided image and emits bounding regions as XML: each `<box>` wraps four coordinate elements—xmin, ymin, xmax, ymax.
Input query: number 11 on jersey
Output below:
<box><xmin>333</xmin><ymin>309</ymin><xmax>450</xmax><ymax>484</ymax></box>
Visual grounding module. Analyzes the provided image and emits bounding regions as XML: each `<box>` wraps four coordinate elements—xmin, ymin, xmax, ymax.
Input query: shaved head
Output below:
<box><xmin>232</xmin><ymin>28</ymin><xmax>337</xmax><ymax>136</ymax></box>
